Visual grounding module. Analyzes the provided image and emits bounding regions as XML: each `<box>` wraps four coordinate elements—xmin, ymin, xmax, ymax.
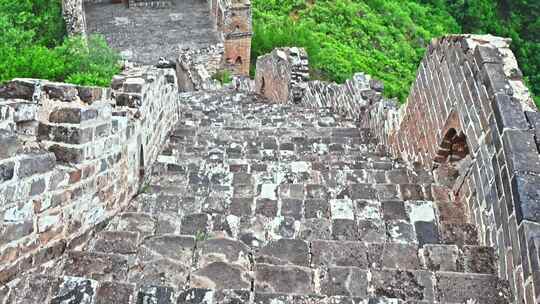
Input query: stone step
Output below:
<box><xmin>3</xmin><ymin>271</ymin><xmax>510</xmax><ymax>303</ymax></box>
<box><xmin>85</xmin><ymin>229</ymin><xmax>496</xmax><ymax>276</ymax></box>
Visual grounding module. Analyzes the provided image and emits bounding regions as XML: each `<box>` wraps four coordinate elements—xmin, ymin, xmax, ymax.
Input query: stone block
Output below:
<box><xmin>180</xmin><ymin>213</ymin><xmax>211</xmax><ymax>235</ymax></box>
<box><xmin>130</xmin><ymin>258</ymin><xmax>190</xmax><ymax>287</ymax></box>
<box><xmin>62</xmin><ymin>251</ymin><xmax>128</xmax><ymax>281</ymax></box>
<box><xmin>281</xmin><ymin>199</ymin><xmax>303</xmax><ymax>220</ymax></box>
<box><xmin>18</xmin><ymin>152</ymin><xmax>56</xmax><ymax>178</ymax></box>
<box><xmin>48</xmin><ymin>144</ymin><xmax>84</xmax><ymax>163</ymax></box>
<box><xmin>492</xmin><ymin>93</ymin><xmax>529</xmax><ymax>131</ymax></box>
<box><xmin>439</xmin><ymin>222</ymin><xmax>478</xmax><ymax>246</ymax></box>
<box><xmin>0</xmin><ymin>79</ymin><xmax>35</xmax><ymax>99</ymax></box>
<box><xmin>371</xmin><ymin>269</ymin><xmax>434</xmax><ymax>302</ymax></box>
<box><xmin>191</xmin><ymin>262</ymin><xmax>252</xmax><ymax>290</ymax></box>
<box><xmin>420</xmin><ymin>244</ymin><xmax>459</xmax><ymax>272</ymax></box>
<box><xmin>319</xmin><ymin>267</ymin><xmax>368</xmax><ymax>297</ymax></box>
<box><xmin>77</xmin><ymin>86</ymin><xmax>103</xmax><ymax>104</ymax></box>
<box><xmin>91</xmin><ymin>231</ymin><xmax>139</xmax><ymax>254</ymax></box>
<box><xmin>178</xmin><ymin>289</ymin><xmax>250</xmax><ymax>304</ymax></box>
<box><xmin>0</xmin><ymin>161</ymin><xmax>15</xmax><ymax>183</ymax></box>
<box><xmin>43</xmin><ymin>83</ymin><xmax>79</xmax><ymax>102</ymax></box>
<box><xmin>255</xmin><ymin>198</ymin><xmax>278</xmax><ymax>217</ymax></box>
<box><xmin>29</xmin><ymin>178</ymin><xmax>46</xmax><ymax>196</ymax></box>
<box><xmin>49</xmin><ymin>107</ymin><xmax>98</xmax><ymax>124</ymax></box>
<box><xmin>503</xmin><ymin>130</ymin><xmax>540</xmax><ymax>175</ymax></box>
<box><xmin>481</xmin><ymin>62</ymin><xmax>512</xmax><ymax>95</ymax></box>
<box><xmin>306</xmin><ymin>184</ymin><xmax>329</xmax><ymax>199</ymax></box>
<box><xmin>255</xmin><ymin>239</ymin><xmax>310</xmax><ymax>266</ymax></box>
<box><xmin>332</xmin><ymin>219</ymin><xmax>359</xmax><ymax>241</ymax></box>
<box><xmin>330</xmin><ymin>199</ymin><xmax>355</xmax><ymax>220</ymax></box>
<box><xmin>460</xmin><ymin>245</ymin><xmax>496</xmax><ymax>274</ymax></box>
<box><xmin>399</xmin><ymin>184</ymin><xmax>424</xmax><ymax>200</ymax></box>
<box><xmin>0</xmin><ymin>129</ymin><xmax>17</xmax><ymax>160</ymax></box>
<box><xmin>230</xmin><ymin>197</ymin><xmax>254</xmax><ymax>216</ymax></box>
<box><xmin>474</xmin><ymin>45</ymin><xmax>502</xmax><ymax>64</ymax></box>
<box><xmin>382</xmin><ymin>201</ymin><xmax>409</xmax><ymax>221</ymax></box>
<box><xmin>96</xmin><ymin>281</ymin><xmax>135</xmax><ymax>304</ymax></box>
<box><xmin>254</xmin><ymin>263</ymin><xmax>314</xmax><ymax>294</ymax></box>
<box><xmin>136</xmin><ymin>285</ymin><xmax>175</xmax><ymax>304</ymax></box>
<box><xmin>349</xmin><ymin>183</ymin><xmax>377</xmax><ymax>200</ymax></box>
<box><xmin>386</xmin><ymin>220</ymin><xmax>417</xmax><ymax>244</ymax></box>
<box><xmin>279</xmin><ymin>183</ymin><xmax>305</xmax><ymax>199</ymax></box>
<box><xmin>138</xmin><ymin>234</ymin><xmax>195</xmax><ymax>265</ymax></box>
<box><xmin>512</xmin><ymin>173</ymin><xmax>540</xmax><ymax>223</ymax></box>
<box><xmin>311</xmin><ymin>240</ymin><xmax>368</xmax><ymax>268</ymax></box>
<box><xmin>358</xmin><ymin>220</ymin><xmax>386</xmax><ymax>242</ymax></box>
<box><xmin>305</xmin><ymin>199</ymin><xmax>330</xmax><ymax>219</ymax></box>
<box><xmin>115</xmin><ymin>212</ymin><xmax>156</xmax><ymax>238</ymax></box>
<box><xmin>197</xmin><ymin>238</ymin><xmax>251</xmax><ymax>269</ymax></box>
<box><xmin>435</xmin><ymin>272</ymin><xmax>511</xmax><ymax>303</ymax></box>
<box><xmin>51</xmin><ymin>276</ymin><xmax>99</xmax><ymax>304</ymax></box>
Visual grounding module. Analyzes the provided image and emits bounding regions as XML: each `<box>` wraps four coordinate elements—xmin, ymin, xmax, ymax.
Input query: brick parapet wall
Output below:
<box><xmin>0</xmin><ymin>66</ymin><xmax>178</xmax><ymax>284</ymax></box>
<box><xmin>363</xmin><ymin>34</ymin><xmax>540</xmax><ymax>303</ymax></box>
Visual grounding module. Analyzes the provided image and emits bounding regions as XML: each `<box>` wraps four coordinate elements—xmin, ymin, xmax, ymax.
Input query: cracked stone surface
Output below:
<box><xmin>6</xmin><ymin>89</ymin><xmax>510</xmax><ymax>303</ymax></box>
<box><xmin>85</xmin><ymin>0</ymin><xmax>220</xmax><ymax>64</ymax></box>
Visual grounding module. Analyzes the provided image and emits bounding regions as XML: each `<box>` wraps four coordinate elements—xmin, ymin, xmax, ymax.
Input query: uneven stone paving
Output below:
<box><xmin>4</xmin><ymin>89</ymin><xmax>511</xmax><ymax>303</ymax></box>
<box><xmin>85</xmin><ymin>0</ymin><xmax>220</xmax><ymax>64</ymax></box>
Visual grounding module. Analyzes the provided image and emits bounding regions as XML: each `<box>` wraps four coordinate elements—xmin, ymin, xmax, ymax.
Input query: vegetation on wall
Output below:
<box><xmin>251</xmin><ymin>0</ymin><xmax>539</xmax><ymax>106</ymax></box>
<box><xmin>0</xmin><ymin>0</ymin><xmax>120</xmax><ymax>87</ymax></box>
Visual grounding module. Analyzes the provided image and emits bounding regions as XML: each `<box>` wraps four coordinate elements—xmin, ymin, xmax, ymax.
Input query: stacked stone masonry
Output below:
<box><xmin>252</xmin><ymin>36</ymin><xmax>539</xmax><ymax>303</ymax></box>
<box><xmin>1</xmin><ymin>87</ymin><xmax>512</xmax><ymax>303</ymax></box>
<box><xmin>65</xmin><ymin>0</ymin><xmax>251</xmax><ymax>77</ymax></box>
<box><xmin>0</xmin><ymin>66</ymin><xmax>178</xmax><ymax>288</ymax></box>
<box><xmin>1</xmin><ymin>4</ymin><xmax>539</xmax><ymax>302</ymax></box>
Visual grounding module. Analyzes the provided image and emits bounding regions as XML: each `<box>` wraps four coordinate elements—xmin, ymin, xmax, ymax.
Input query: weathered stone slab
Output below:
<box><xmin>254</xmin><ymin>264</ymin><xmax>314</xmax><ymax>294</ymax></box>
<box><xmin>91</xmin><ymin>231</ymin><xmax>139</xmax><ymax>255</ymax></box>
<box><xmin>319</xmin><ymin>267</ymin><xmax>368</xmax><ymax>297</ymax></box>
<box><xmin>62</xmin><ymin>251</ymin><xmax>128</xmax><ymax>281</ymax></box>
<box><xmin>138</xmin><ymin>234</ymin><xmax>195</xmax><ymax>265</ymax></box>
<box><xmin>435</xmin><ymin>272</ymin><xmax>511</xmax><ymax>303</ymax></box>
<box><xmin>420</xmin><ymin>245</ymin><xmax>459</xmax><ymax>272</ymax></box>
<box><xmin>255</xmin><ymin>239</ymin><xmax>310</xmax><ymax>266</ymax></box>
<box><xmin>50</xmin><ymin>276</ymin><xmax>99</xmax><ymax>304</ymax></box>
<box><xmin>197</xmin><ymin>237</ymin><xmax>251</xmax><ymax>269</ymax></box>
<box><xmin>191</xmin><ymin>262</ymin><xmax>252</xmax><ymax>290</ymax></box>
<box><xmin>96</xmin><ymin>281</ymin><xmax>135</xmax><ymax>304</ymax></box>
<box><xmin>311</xmin><ymin>240</ymin><xmax>368</xmax><ymax>268</ymax></box>
<box><xmin>299</xmin><ymin>218</ymin><xmax>332</xmax><ymax>241</ymax></box>
<box><xmin>371</xmin><ymin>270</ymin><xmax>434</xmax><ymax>302</ymax></box>
<box><xmin>136</xmin><ymin>285</ymin><xmax>175</xmax><ymax>304</ymax></box>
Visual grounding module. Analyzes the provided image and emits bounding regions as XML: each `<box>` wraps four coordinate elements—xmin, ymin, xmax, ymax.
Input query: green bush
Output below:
<box><xmin>252</xmin><ymin>0</ymin><xmax>539</xmax><ymax>106</ymax></box>
<box><xmin>0</xmin><ymin>0</ymin><xmax>120</xmax><ymax>87</ymax></box>
<box><xmin>212</xmin><ymin>69</ymin><xmax>233</xmax><ymax>84</ymax></box>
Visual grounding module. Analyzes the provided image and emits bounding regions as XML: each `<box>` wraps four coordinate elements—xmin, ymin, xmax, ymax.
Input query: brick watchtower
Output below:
<box><xmin>211</xmin><ymin>0</ymin><xmax>252</xmax><ymax>76</ymax></box>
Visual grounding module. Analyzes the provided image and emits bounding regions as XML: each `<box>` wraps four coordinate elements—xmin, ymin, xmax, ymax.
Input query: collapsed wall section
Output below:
<box><xmin>0</xmin><ymin>67</ymin><xmax>178</xmax><ymax>284</ymax></box>
<box><xmin>255</xmin><ymin>47</ymin><xmax>309</xmax><ymax>104</ymax></box>
<box><xmin>364</xmin><ymin>34</ymin><xmax>540</xmax><ymax>303</ymax></box>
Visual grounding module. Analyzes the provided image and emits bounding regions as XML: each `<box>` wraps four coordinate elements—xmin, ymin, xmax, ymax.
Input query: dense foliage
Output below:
<box><xmin>0</xmin><ymin>0</ymin><xmax>120</xmax><ymax>87</ymax></box>
<box><xmin>251</xmin><ymin>0</ymin><xmax>539</xmax><ymax>105</ymax></box>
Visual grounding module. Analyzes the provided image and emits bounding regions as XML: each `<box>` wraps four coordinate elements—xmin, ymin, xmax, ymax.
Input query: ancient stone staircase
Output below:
<box><xmin>2</xmin><ymin>87</ymin><xmax>512</xmax><ymax>303</ymax></box>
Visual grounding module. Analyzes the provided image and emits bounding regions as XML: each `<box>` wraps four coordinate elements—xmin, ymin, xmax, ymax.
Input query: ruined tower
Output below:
<box><xmin>210</xmin><ymin>0</ymin><xmax>252</xmax><ymax>75</ymax></box>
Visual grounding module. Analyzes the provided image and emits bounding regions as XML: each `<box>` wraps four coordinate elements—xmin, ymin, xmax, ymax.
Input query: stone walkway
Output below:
<box><xmin>4</xmin><ymin>89</ymin><xmax>511</xmax><ymax>303</ymax></box>
<box><xmin>85</xmin><ymin>0</ymin><xmax>220</xmax><ymax>64</ymax></box>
